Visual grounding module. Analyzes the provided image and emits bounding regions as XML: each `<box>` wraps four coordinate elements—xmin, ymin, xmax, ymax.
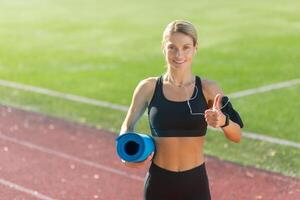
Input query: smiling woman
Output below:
<box><xmin>119</xmin><ymin>20</ymin><xmax>244</xmax><ymax>200</ymax></box>
<box><xmin>162</xmin><ymin>21</ymin><xmax>198</xmax><ymax>71</ymax></box>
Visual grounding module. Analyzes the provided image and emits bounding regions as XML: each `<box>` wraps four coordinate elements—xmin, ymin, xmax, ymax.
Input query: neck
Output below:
<box><xmin>165</xmin><ymin>69</ymin><xmax>194</xmax><ymax>87</ymax></box>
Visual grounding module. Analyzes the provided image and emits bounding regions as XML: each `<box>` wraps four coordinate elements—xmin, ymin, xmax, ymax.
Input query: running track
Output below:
<box><xmin>0</xmin><ymin>106</ymin><xmax>299</xmax><ymax>200</ymax></box>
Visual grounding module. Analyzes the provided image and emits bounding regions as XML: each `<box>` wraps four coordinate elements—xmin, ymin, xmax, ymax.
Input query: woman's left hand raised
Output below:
<box><xmin>204</xmin><ymin>94</ymin><xmax>226</xmax><ymax>128</ymax></box>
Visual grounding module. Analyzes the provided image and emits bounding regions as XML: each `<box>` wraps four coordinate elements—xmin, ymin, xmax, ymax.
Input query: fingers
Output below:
<box><xmin>212</xmin><ymin>93</ymin><xmax>222</xmax><ymax>111</ymax></box>
<box><xmin>207</xmin><ymin>93</ymin><xmax>223</xmax><ymax>128</ymax></box>
<box><xmin>205</xmin><ymin>115</ymin><xmax>218</xmax><ymax>127</ymax></box>
<box><xmin>205</xmin><ymin>107</ymin><xmax>223</xmax><ymax>128</ymax></box>
<box><xmin>124</xmin><ymin>160</ymin><xmax>145</xmax><ymax>168</ymax></box>
<box><xmin>123</xmin><ymin>152</ymin><xmax>155</xmax><ymax>168</ymax></box>
<box><xmin>205</xmin><ymin>115</ymin><xmax>218</xmax><ymax>123</ymax></box>
<box><xmin>205</xmin><ymin>109</ymin><xmax>218</xmax><ymax>118</ymax></box>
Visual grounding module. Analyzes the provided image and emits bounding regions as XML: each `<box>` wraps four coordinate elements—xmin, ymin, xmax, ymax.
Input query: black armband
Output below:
<box><xmin>221</xmin><ymin>96</ymin><xmax>244</xmax><ymax>128</ymax></box>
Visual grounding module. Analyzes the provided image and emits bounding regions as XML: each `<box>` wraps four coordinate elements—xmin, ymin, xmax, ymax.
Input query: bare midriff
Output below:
<box><xmin>152</xmin><ymin>136</ymin><xmax>205</xmax><ymax>172</ymax></box>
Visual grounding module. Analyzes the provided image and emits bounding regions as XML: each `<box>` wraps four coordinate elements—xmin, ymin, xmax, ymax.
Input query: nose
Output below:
<box><xmin>175</xmin><ymin>49</ymin><xmax>184</xmax><ymax>58</ymax></box>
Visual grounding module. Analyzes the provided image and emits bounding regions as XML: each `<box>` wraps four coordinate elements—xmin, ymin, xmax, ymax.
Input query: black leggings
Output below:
<box><xmin>144</xmin><ymin>162</ymin><xmax>211</xmax><ymax>200</ymax></box>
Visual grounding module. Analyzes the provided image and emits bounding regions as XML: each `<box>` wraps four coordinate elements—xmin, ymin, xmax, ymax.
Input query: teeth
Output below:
<box><xmin>174</xmin><ymin>60</ymin><xmax>185</xmax><ymax>64</ymax></box>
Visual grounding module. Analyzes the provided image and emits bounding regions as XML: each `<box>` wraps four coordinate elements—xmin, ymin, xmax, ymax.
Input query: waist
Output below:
<box><xmin>152</xmin><ymin>136</ymin><xmax>205</xmax><ymax>171</ymax></box>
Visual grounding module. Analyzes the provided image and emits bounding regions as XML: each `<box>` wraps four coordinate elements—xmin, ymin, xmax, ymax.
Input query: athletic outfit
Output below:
<box><xmin>144</xmin><ymin>161</ymin><xmax>211</xmax><ymax>200</ymax></box>
<box><xmin>148</xmin><ymin>75</ymin><xmax>208</xmax><ymax>137</ymax></box>
<box><xmin>145</xmin><ymin>75</ymin><xmax>244</xmax><ymax>200</ymax></box>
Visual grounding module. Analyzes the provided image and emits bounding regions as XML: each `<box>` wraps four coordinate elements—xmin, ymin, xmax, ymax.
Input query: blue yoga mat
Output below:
<box><xmin>115</xmin><ymin>132</ymin><xmax>155</xmax><ymax>162</ymax></box>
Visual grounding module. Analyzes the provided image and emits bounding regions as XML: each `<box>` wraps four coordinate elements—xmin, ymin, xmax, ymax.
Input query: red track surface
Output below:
<box><xmin>0</xmin><ymin>106</ymin><xmax>299</xmax><ymax>200</ymax></box>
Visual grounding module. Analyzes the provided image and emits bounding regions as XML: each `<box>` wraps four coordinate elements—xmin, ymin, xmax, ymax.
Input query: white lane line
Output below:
<box><xmin>242</xmin><ymin>130</ymin><xmax>300</xmax><ymax>149</ymax></box>
<box><xmin>208</xmin><ymin>127</ymin><xmax>300</xmax><ymax>149</ymax></box>
<box><xmin>0</xmin><ymin>78</ymin><xmax>300</xmax><ymax>149</ymax></box>
<box><xmin>0</xmin><ymin>178</ymin><xmax>56</xmax><ymax>200</ymax></box>
<box><xmin>228</xmin><ymin>79</ymin><xmax>300</xmax><ymax>98</ymax></box>
<box><xmin>0</xmin><ymin>78</ymin><xmax>299</xmax><ymax>113</ymax></box>
<box><xmin>0</xmin><ymin>79</ymin><xmax>128</xmax><ymax>112</ymax></box>
<box><xmin>0</xmin><ymin>133</ymin><xmax>144</xmax><ymax>182</ymax></box>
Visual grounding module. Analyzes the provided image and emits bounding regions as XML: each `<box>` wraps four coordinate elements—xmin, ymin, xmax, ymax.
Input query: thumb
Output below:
<box><xmin>213</xmin><ymin>94</ymin><xmax>222</xmax><ymax>110</ymax></box>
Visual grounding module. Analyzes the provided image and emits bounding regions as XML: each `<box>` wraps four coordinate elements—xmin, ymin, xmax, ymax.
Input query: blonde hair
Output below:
<box><xmin>162</xmin><ymin>20</ymin><xmax>198</xmax><ymax>47</ymax></box>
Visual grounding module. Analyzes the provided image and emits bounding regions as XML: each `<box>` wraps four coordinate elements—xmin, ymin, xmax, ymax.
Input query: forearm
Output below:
<box><xmin>221</xmin><ymin>120</ymin><xmax>242</xmax><ymax>143</ymax></box>
<box><xmin>119</xmin><ymin>104</ymin><xmax>146</xmax><ymax>136</ymax></box>
<box><xmin>119</xmin><ymin>123</ymin><xmax>134</xmax><ymax>135</ymax></box>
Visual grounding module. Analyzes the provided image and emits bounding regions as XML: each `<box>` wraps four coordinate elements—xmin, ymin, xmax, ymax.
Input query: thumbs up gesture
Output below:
<box><xmin>204</xmin><ymin>94</ymin><xmax>226</xmax><ymax>128</ymax></box>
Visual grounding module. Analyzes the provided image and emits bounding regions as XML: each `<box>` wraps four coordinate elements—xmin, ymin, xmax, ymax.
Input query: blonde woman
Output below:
<box><xmin>119</xmin><ymin>20</ymin><xmax>243</xmax><ymax>200</ymax></box>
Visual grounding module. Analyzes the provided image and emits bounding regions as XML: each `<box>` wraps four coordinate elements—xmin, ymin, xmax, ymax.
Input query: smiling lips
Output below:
<box><xmin>173</xmin><ymin>60</ymin><xmax>186</xmax><ymax>64</ymax></box>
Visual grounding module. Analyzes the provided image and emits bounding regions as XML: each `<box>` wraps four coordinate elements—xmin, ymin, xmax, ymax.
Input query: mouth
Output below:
<box><xmin>173</xmin><ymin>60</ymin><xmax>186</xmax><ymax>64</ymax></box>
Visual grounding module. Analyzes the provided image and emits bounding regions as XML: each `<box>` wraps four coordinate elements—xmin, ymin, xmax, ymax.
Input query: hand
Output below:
<box><xmin>122</xmin><ymin>152</ymin><xmax>154</xmax><ymax>168</ymax></box>
<box><xmin>205</xmin><ymin>94</ymin><xmax>226</xmax><ymax>128</ymax></box>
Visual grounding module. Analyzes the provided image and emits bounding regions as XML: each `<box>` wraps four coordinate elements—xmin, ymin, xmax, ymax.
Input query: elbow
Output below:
<box><xmin>224</xmin><ymin>122</ymin><xmax>242</xmax><ymax>143</ymax></box>
<box><xmin>232</xmin><ymin>130</ymin><xmax>242</xmax><ymax>143</ymax></box>
<box><xmin>224</xmin><ymin>129</ymin><xmax>242</xmax><ymax>143</ymax></box>
<box><xmin>232</xmin><ymin>135</ymin><xmax>241</xmax><ymax>143</ymax></box>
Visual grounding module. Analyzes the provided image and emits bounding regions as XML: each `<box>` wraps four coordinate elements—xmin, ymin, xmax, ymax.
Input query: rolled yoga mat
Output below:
<box><xmin>115</xmin><ymin>132</ymin><xmax>155</xmax><ymax>162</ymax></box>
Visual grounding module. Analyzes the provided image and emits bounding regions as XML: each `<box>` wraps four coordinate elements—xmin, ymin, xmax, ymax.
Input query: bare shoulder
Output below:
<box><xmin>201</xmin><ymin>78</ymin><xmax>222</xmax><ymax>93</ymax></box>
<box><xmin>134</xmin><ymin>77</ymin><xmax>158</xmax><ymax>101</ymax></box>
<box><xmin>139</xmin><ymin>77</ymin><xmax>158</xmax><ymax>87</ymax></box>
<box><xmin>137</xmin><ymin>77</ymin><xmax>158</xmax><ymax>92</ymax></box>
<box><xmin>201</xmin><ymin>78</ymin><xmax>224</xmax><ymax>105</ymax></box>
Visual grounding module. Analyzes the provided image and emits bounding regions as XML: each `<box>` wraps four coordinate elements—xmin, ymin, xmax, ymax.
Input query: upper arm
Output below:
<box><xmin>120</xmin><ymin>77</ymin><xmax>156</xmax><ymax>134</ymax></box>
<box><xmin>201</xmin><ymin>79</ymin><xmax>224</xmax><ymax>108</ymax></box>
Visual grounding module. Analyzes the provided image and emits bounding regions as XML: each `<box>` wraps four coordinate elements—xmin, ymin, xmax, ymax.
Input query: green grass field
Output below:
<box><xmin>0</xmin><ymin>0</ymin><xmax>299</xmax><ymax>177</ymax></box>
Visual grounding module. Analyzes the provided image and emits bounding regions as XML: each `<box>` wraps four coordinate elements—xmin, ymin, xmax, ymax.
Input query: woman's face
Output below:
<box><xmin>163</xmin><ymin>32</ymin><xmax>197</xmax><ymax>70</ymax></box>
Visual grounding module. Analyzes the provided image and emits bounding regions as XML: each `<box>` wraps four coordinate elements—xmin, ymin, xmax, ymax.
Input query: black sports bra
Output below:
<box><xmin>147</xmin><ymin>75</ymin><xmax>208</xmax><ymax>137</ymax></box>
